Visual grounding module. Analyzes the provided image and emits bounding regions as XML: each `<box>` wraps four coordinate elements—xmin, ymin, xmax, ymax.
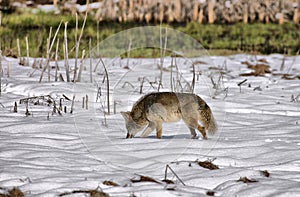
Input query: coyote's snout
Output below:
<box><xmin>121</xmin><ymin>92</ymin><xmax>217</xmax><ymax>139</ymax></box>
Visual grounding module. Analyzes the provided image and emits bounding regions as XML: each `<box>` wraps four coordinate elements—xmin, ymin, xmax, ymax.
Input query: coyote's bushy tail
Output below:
<box><xmin>206</xmin><ymin>111</ymin><xmax>218</xmax><ymax>135</ymax></box>
<box><xmin>197</xmin><ymin>97</ymin><xmax>218</xmax><ymax>135</ymax></box>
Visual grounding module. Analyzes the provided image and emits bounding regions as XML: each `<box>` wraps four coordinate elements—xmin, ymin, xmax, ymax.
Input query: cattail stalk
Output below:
<box><xmin>17</xmin><ymin>38</ymin><xmax>21</xmax><ymax>58</ymax></box>
<box><xmin>7</xmin><ymin>62</ymin><xmax>10</xmax><ymax>78</ymax></box>
<box><xmin>76</xmin><ymin>50</ymin><xmax>85</xmax><ymax>82</ymax></box>
<box><xmin>294</xmin><ymin>6</ymin><xmax>299</xmax><ymax>24</ymax></box>
<box><xmin>55</xmin><ymin>38</ymin><xmax>59</xmax><ymax>82</ymax></box>
<box><xmin>243</xmin><ymin>3</ymin><xmax>248</xmax><ymax>23</ymax></box>
<box><xmin>47</xmin><ymin>27</ymin><xmax>52</xmax><ymax>82</ymax></box>
<box><xmin>70</xmin><ymin>95</ymin><xmax>75</xmax><ymax>113</ymax></box>
<box><xmin>73</xmin><ymin>13</ymin><xmax>79</xmax><ymax>82</ymax></box>
<box><xmin>74</xmin><ymin>1</ymin><xmax>88</xmax><ymax>82</ymax></box>
<box><xmin>86</xmin><ymin>95</ymin><xmax>88</xmax><ymax>110</ymax></box>
<box><xmin>25</xmin><ymin>36</ymin><xmax>29</xmax><ymax>66</ymax></box>
<box><xmin>64</xmin><ymin>22</ymin><xmax>70</xmax><ymax>82</ymax></box>
<box><xmin>89</xmin><ymin>38</ymin><xmax>92</xmax><ymax>83</ymax></box>
<box><xmin>208</xmin><ymin>0</ymin><xmax>214</xmax><ymax>24</ymax></box>
<box><xmin>13</xmin><ymin>102</ymin><xmax>17</xmax><ymax>113</ymax></box>
<box><xmin>39</xmin><ymin>21</ymin><xmax>62</xmax><ymax>83</ymax></box>
<box><xmin>192</xmin><ymin>0</ymin><xmax>199</xmax><ymax>21</ymax></box>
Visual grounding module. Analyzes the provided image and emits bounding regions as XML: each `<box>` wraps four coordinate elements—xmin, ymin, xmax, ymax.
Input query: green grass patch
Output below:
<box><xmin>0</xmin><ymin>12</ymin><xmax>299</xmax><ymax>58</ymax></box>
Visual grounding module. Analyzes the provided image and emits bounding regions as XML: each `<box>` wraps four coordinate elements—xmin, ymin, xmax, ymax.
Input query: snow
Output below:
<box><xmin>0</xmin><ymin>54</ymin><xmax>300</xmax><ymax>196</ymax></box>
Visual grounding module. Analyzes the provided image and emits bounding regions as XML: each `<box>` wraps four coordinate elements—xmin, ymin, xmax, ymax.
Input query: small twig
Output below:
<box><xmin>98</xmin><ymin>57</ymin><xmax>110</xmax><ymax>115</ymax></box>
<box><xmin>237</xmin><ymin>79</ymin><xmax>247</xmax><ymax>93</ymax></box>
<box><xmin>85</xmin><ymin>95</ymin><xmax>88</xmax><ymax>110</ymax></box>
<box><xmin>113</xmin><ymin>100</ymin><xmax>117</xmax><ymax>114</ymax></box>
<box><xmin>164</xmin><ymin>164</ymin><xmax>185</xmax><ymax>186</ymax></box>
<box><xmin>237</xmin><ymin>79</ymin><xmax>247</xmax><ymax>86</ymax></box>
<box><xmin>7</xmin><ymin>62</ymin><xmax>10</xmax><ymax>78</ymax></box>
<box><xmin>170</xmin><ymin>56</ymin><xmax>174</xmax><ymax>92</ymax></box>
<box><xmin>126</xmin><ymin>37</ymin><xmax>132</xmax><ymax>67</ymax></box>
<box><xmin>70</xmin><ymin>95</ymin><xmax>75</xmax><ymax>114</ymax></box>
<box><xmin>53</xmin><ymin>101</ymin><xmax>57</xmax><ymax>113</ymax></box>
<box><xmin>191</xmin><ymin>63</ymin><xmax>195</xmax><ymax>93</ymax></box>
<box><xmin>103</xmin><ymin>111</ymin><xmax>107</xmax><ymax>127</ymax></box>
<box><xmin>25</xmin><ymin>101</ymin><xmax>30</xmax><ymax>116</ymax></box>
<box><xmin>82</xmin><ymin>97</ymin><xmax>85</xmax><ymax>109</ymax></box>
<box><xmin>62</xmin><ymin>94</ymin><xmax>71</xmax><ymax>101</ymax></box>
<box><xmin>122</xmin><ymin>81</ymin><xmax>135</xmax><ymax>89</ymax></box>
<box><xmin>280</xmin><ymin>55</ymin><xmax>286</xmax><ymax>71</ymax></box>
<box><xmin>139</xmin><ymin>76</ymin><xmax>145</xmax><ymax>94</ymax></box>
<box><xmin>291</xmin><ymin>94</ymin><xmax>300</xmax><ymax>102</ymax></box>
<box><xmin>96</xmin><ymin>86</ymin><xmax>101</xmax><ymax>102</ymax></box>
<box><xmin>59</xmin><ymin>98</ymin><xmax>63</xmax><ymax>111</ymax></box>
<box><xmin>210</xmin><ymin>76</ymin><xmax>217</xmax><ymax>89</ymax></box>
<box><xmin>19</xmin><ymin>95</ymin><xmax>54</xmax><ymax>105</ymax></box>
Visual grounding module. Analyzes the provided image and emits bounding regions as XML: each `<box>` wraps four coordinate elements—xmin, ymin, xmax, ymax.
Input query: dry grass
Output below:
<box><xmin>0</xmin><ymin>187</ymin><xmax>24</xmax><ymax>197</ymax></box>
<box><xmin>102</xmin><ymin>180</ymin><xmax>119</xmax><ymax>187</ymax></box>
<box><xmin>131</xmin><ymin>175</ymin><xmax>160</xmax><ymax>184</ymax></box>
<box><xmin>198</xmin><ymin>160</ymin><xmax>219</xmax><ymax>170</ymax></box>
<box><xmin>260</xmin><ymin>170</ymin><xmax>270</xmax><ymax>177</ymax></box>
<box><xmin>206</xmin><ymin>190</ymin><xmax>215</xmax><ymax>196</ymax></box>
<box><xmin>161</xmin><ymin>179</ymin><xmax>175</xmax><ymax>184</ymax></box>
<box><xmin>59</xmin><ymin>189</ymin><xmax>109</xmax><ymax>197</ymax></box>
<box><xmin>237</xmin><ymin>177</ymin><xmax>258</xmax><ymax>183</ymax></box>
<box><xmin>240</xmin><ymin>61</ymin><xmax>271</xmax><ymax>76</ymax></box>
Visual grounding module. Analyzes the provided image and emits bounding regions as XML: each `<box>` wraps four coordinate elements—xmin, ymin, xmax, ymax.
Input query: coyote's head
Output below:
<box><xmin>121</xmin><ymin>111</ymin><xmax>144</xmax><ymax>138</ymax></box>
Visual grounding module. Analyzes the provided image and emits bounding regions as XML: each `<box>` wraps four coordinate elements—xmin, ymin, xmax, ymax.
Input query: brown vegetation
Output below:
<box><xmin>198</xmin><ymin>160</ymin><xmax>219</xmax><ymax>170</ymax></box>
<box><xmin>95</xmin><ymin>0</ymin><xmax>300</xmax><ymax>24</ymax></box>
<box><xmin>102</xmin><ymin>180</ymin><xmax>119</xmax><ymax>187</ymax></box>
<box><xmin>260</xmin><ymin>170</ymin><xmax>270</xmax><ymax>177</ymax></box>
<box><xmin>237</xmin><ymin>176</ymin><xmax>258</xmax><ymax>183</ymax></box>
<box><xmin>131</xmin><ymin>175</ymin><xmax>160</xmax><ymax>184</ymax></box>
<box><xmin>240</xmin><ymin>61</ymin><xmax>271</xmax><ymax>76</ymax></box>
<box><xmin>0</xmin><ymin>187</ymin><xmax>24</xmax><ymax>197</ymax></box>
<box><xmin>59</xmin><ymin>189</ymin><xmax>109</xmax><ymax>197</ymax></box>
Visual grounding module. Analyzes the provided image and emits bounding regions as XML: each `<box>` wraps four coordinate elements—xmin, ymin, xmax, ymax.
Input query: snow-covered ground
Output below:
<box><xmin>0</xmin><ymin>54</ymin><xmax>300</xmax><ymax>196</ymax></box>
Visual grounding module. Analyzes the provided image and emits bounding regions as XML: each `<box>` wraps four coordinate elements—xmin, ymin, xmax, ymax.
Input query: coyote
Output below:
<box><xmin>121</xmin><ymin>92</ymin><xmax>217</xmax><ymax>139</ymax></box>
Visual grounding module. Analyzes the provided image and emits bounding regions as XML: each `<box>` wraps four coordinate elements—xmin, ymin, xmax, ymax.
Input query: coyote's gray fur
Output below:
<box><xmin>121</xmin><ymin>92</ymin><xmax>217</xmax><ymax>139</ymax></box>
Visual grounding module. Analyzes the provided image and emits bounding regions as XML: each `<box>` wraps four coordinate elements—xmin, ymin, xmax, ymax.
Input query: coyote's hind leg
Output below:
<box><xmin>184</xmin><ymin>118</ymin><xmax>207</xmax><ymax>140</ymax></box>
<box><xmin>197</xmin><ymin>125</ymin><xmax>207</xmax><ymax>140</ymax></box>
<box><xmin>188</xmin><ymin>128</ymin><xmax>197</xmax><ymax>139</ymax></box>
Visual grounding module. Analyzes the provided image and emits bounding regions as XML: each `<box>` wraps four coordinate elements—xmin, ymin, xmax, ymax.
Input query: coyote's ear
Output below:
<box><xmin>120</xmin><ymin>111</ymin><xmax>132</xmax><ymax>121</ymax></box>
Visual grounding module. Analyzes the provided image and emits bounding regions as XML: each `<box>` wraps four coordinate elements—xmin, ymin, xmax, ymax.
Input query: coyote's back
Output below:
<box><xmin>121</xmin><ymin>92</ymin><xmax>217</xmax><ymax>139</ymax></box>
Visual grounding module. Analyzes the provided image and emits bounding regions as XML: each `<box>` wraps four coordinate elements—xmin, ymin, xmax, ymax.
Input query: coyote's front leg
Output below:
<box><xmin>156</xmin><ymin>122</ymin><xmax>163</xmax><ymax>139</ymax></box>
<box><xmin>140</xmin><ymin>122</ymin><xmax>155</xmax><ymax>138</ymax></box>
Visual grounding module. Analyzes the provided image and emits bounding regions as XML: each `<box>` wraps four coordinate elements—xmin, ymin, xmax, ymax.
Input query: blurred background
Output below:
<box><xmin>0</xmin><ymin>0</ymin><xmax>299</xmax><ymax>57</ymax></box>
